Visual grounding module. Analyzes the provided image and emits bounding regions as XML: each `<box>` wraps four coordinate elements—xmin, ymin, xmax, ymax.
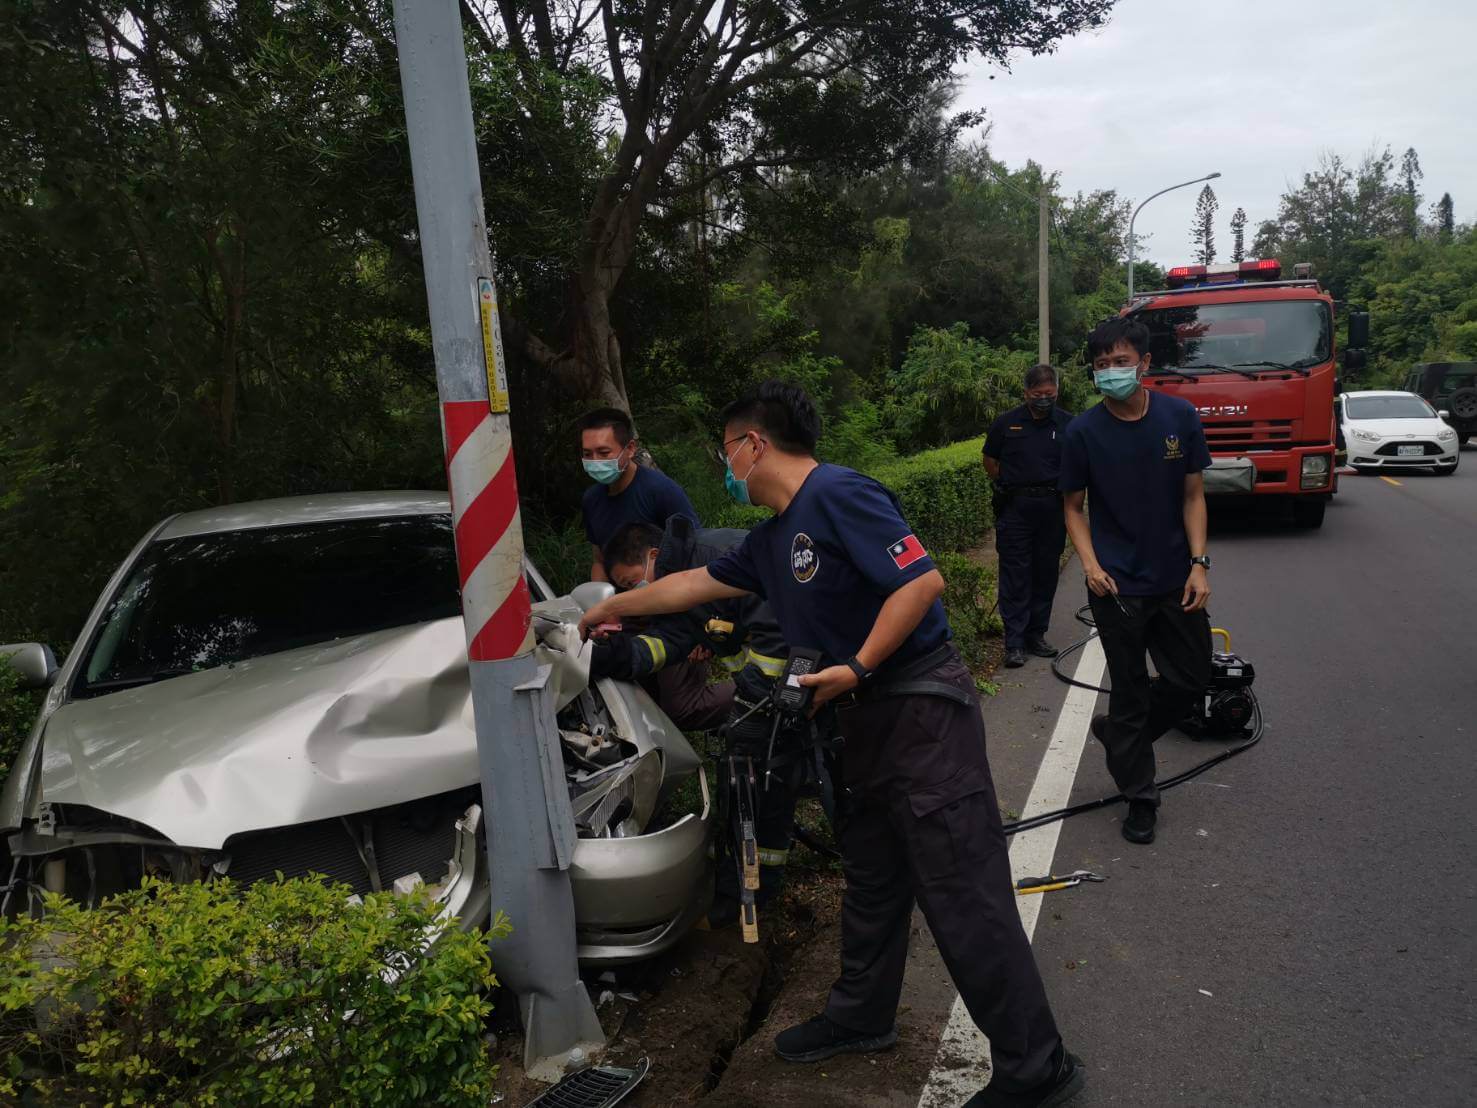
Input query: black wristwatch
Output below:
<box><xmin>844</xmin><ymin>656</ymin><xmax>873</xmax><ymax>685</ymax></box>
<box><xmin>1190</xmin><ymin>555</ymin><xmax>1212</xmax><ymax>570</ymax></box>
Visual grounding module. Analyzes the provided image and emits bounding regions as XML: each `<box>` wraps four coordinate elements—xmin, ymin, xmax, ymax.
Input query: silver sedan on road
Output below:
<box><xmin>0</xmin><ymin>493</ymin><xmax>713</xmax><ymax>964</ymax></box>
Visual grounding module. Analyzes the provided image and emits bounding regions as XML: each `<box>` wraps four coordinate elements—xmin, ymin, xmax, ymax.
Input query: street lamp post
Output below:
<box><xmin>1127</xmin><ymin>171</ymin><xmax>1221</xmax><ymax>299</ymax></box>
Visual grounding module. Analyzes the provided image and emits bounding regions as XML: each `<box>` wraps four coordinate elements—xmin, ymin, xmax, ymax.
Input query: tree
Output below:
<box><xmin>1436</xmin><ymin>192</ymin><xmax>1455</xmax><ymax>240</ymax></box>
<box><xmin>1400</xmin><ymin>146</ymin><xmax>1423</xmax><ymax>240</ymax></box>
<box><xmin>1229</xmin><ymin>207</ymin><xmax>1247</xmax><ymax>262</ymax></box>
<box><xmin>1191</xmin><ymin>184</ymin><xmax>1218</xmax><ymax>264</ymax></box>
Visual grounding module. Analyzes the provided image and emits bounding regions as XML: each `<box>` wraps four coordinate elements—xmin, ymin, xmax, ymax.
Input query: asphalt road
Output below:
<box><xmin>1028</xmin><ymin>458</ymin><xmax>1476</xmax><ymax>1106</ymax></box>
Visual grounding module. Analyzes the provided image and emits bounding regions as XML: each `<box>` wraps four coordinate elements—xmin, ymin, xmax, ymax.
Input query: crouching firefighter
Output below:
<box><xmin>590</xmin><ymin>517</ymin><xmax>815</xmax><ymax>934</ymax></box>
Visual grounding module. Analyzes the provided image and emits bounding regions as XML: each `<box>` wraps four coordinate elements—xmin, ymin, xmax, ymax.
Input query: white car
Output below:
<box><xmin>1336</xmin><ymin>390</ymin><xmax>1460</xmax><ymax>475</ymax></box>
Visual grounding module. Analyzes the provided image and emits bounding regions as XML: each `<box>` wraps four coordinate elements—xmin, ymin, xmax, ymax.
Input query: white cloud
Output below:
<box><xmin>955</xmin><ymin>0</ymin><xmax>1477</xmax><ymax>266</ymax></box>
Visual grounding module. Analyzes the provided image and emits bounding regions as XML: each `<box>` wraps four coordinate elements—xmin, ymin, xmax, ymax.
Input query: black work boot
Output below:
<box><xmin>1122</xmin><ymin>800</ymin><xmax>1157</xmax><ymax>844</ymax></box>
<box><xmin>964</xmin><ymin>1049</ymin><xmax>1085</xmax><ymax>1107</ymax></box>
<box><xmin>1090</xmin><ymin>714</ymin><xmax>1109</xmax><ymax>744</ymax></box>
<box><xmin>1004</xmin><ymin>647</ymin><xmax>1027</xmax><ymax>668</ymax></box>
<box><xmin>1025</xmin><ymin>635</ymin><xmax>1057</xmax><ymax>658</ymax></box>
<box><xmin>773</xmin><ymin>1014</ymin><xmax>898</xmax><ymax>1063</ymax></box>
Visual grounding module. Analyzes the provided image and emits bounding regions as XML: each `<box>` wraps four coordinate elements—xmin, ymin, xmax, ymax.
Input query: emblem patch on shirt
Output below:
<box><xmin>1163</xmin><ymin>434</ymin><xmax>1183</xmax><ymax>460</ymax></box>
<box><xmin>887</xmin><ymin>534</ymin><xmax>927</xmax><ymax>570</ymax></box>
<box><xmin>791</xmin><ymin>532</ymin><xmax>819</xmax><ymax>583</ymax></box>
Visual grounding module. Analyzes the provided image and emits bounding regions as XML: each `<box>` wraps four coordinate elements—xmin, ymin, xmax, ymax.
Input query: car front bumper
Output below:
<box><xmin>1348</xmin><ymin>447</ymin><xmax>1458</xmax><ymax>468</ymax></box>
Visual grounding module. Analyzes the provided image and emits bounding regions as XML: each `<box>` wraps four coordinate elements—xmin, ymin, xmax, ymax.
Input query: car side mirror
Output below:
<box><xmin>570</xmin><ymin>581</ymin><xmax>616</xmax><ymax>613</ymax></box>
<box><xmin>1</xmin><ymin>643</ymin><xmax>59</xmax><ymax>689</ymax></box>
<box><xmin>1346</xmin><ymin>311</ymin><xmax>1370</xmax><ymax>350</ymax></box>
<box><xmin>1439</xmin><ymin>410</ymin><xmax>1451</xmax><ymax>421</ymax></box>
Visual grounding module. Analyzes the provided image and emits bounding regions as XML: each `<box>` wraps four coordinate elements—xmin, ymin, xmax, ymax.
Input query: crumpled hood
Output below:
<box><xmin>38</xmin><ymin>610</ymin><xmax>593</xmax><ymax>849</ymax></box>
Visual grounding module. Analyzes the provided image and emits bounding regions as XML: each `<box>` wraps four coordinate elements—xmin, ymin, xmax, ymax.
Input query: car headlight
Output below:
<box><xmin>1350</xmin><ymin>428</ymin><xmax>1381</xmax><ymax>442</ymax></box>
<box><xmin>1437</xmin><ymin>426</ymin><xmax>1456</xmax><ymax>441</ymax></box>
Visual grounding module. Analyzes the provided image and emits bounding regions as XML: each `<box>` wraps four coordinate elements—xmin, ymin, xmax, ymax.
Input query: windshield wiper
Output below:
<box><xmin>85</xmin><ymin>667</ymin><xmax>203</xmax><ymax>691</ymax></box>
<box><xmin>1191</xmin><ymin>364</ymin><xmax>1262</xmax><ymax>380</ymax></box>
<box><xmin>1146</xmin><ymin>368</ymin><xmax>1205</xmax><ymax>382</ymax></box>
<box><xmin>1231</xmin><ymin>360</ymin><xmax>1314</xmax><ymax>376</ymax></box>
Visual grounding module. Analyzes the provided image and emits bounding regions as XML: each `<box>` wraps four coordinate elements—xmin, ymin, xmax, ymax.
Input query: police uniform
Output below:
<box><xmin>591</xmin><ymin>516</ymin><xmax>803</xmax><ymax>909</ymax></box>
<box><xmin>708</xmin><ymin>464</ymin><xmax>1065</xmax><ymax>1094</ymax></box>
<box><xmin>983</xmin><ymin>403</ymin><xmax>1073</xmax><ymax>652</ymax></box>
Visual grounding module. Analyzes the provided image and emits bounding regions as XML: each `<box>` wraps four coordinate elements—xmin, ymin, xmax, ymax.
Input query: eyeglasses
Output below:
<box><xmin>710</xmin><ymin>433</ymin><xmax>758</xmax><ymax>468</ymax></box>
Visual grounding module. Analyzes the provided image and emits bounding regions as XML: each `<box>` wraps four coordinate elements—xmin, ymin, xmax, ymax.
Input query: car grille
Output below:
<box><xmin>1374</xmin><ymin>441</ymin><xmax>1440</xmax><ymax>457</ymax></box>
<box><xmin>222</xmin><ymin>788</ymin><xmax>476</xmax><ymax>896</ymax></box>
<box><xmin>1202</xmin><ymin>419</ymin><xmax>1295</xmax><ymax>453</ymax></box>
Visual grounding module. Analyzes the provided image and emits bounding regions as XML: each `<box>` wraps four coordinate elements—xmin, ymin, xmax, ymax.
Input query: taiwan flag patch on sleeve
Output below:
<box><xmin>887</xmin><ymin>534</ymin><xmax>927</xmax><ymax>570</ymax></box>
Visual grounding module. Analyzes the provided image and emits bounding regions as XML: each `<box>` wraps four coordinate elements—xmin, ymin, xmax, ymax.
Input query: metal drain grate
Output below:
<box><xmin>525</xmin><ymin>1058</ymin><xmax>649</xmax><ymax>1108</ymax></box>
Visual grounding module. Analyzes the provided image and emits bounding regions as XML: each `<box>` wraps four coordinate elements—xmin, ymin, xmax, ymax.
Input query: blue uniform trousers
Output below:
<box><xmin>995</xmin><ymin>493</ymin><xmax>1067</xmax><ymax>650</ymax></box>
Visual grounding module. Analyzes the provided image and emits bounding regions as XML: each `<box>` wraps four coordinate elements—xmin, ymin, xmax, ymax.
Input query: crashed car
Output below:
<box><xmin>0</xmin><ymin>493</ymin><xmax>713</xmax><ymax>964</ymax></box>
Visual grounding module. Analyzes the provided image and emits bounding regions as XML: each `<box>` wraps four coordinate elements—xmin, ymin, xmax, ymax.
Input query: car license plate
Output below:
<box><xmin>1397</xmin><ymin>444</ymin><xmax>1423</xmax><ymax>456</ymax></box>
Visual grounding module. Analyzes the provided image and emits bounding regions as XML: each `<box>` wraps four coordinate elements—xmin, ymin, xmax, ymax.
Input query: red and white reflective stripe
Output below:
<box><xmin>442</xmin><ymin>400</ymin><xmax>532</xmax><ymax>660</ymax></box>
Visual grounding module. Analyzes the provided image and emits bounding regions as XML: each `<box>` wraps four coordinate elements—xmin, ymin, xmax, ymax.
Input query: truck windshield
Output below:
<box><xmin>1134</xmin><ymin>300</ymin><xmax>1332</xmax><ymax>373</ymax></box>
<box><xmin>75</xmin><ymin>515</ymin><xmax>463</xmax><ymax>696</ymax></box>
<box><xmin>1345</xmin><ymin>395</ymin><xmax>1436</xmax><ymax>420</ymax></box>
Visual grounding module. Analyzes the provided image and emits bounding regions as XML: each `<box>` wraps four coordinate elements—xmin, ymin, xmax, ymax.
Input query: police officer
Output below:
<box><xmin>982</xmin><ymin>365</ymin><xmax>1073</xmax><ymax>669</ymax></box>
<box><xmin>591</xmin><ymin>516</ymin><xmax>805</xmax><ymax>923</ymax></box>
<box><xmin>579</xmin><ymin>381</ymin><xmax>1084</xmax><ymax>1108</ymax></box>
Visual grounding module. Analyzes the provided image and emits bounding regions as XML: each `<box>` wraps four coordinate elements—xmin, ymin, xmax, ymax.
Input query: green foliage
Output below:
<box><xmin>0</xmin><ymin>663</ymin><xmax>40</xmax><ymax>791</ymax></box>
<box><xmin>934</xmin><ymin>551</ymin><xmax>1003</xmax><ymax>669</ymax></box>
<box><xmin>869</xmin><ymin>439</ymin><xmax>995</xmax><ymax>554</ymax></box>
<box><xmin>1349</xmin><ymin>228</ymin><xmax>1477</xmax><ymax>375</ymax></box>
<box><xmin>0</xmin><ymin>878</ymin><xmax>503</xmax><ymax>1107</ymax></box>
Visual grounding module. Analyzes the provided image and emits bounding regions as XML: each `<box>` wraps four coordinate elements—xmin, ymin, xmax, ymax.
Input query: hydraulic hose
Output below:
<box><xmin>1002</xmin><ymin>604</ymin><xmax>1264</xmax><ymax>837</ymax></box>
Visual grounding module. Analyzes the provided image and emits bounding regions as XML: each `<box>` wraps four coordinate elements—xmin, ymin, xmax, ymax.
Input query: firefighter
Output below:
<box><xmin>590</xmin><ymin>516</ymin><xmax>807</xmax><ymax>925</ymax></box>
<box><xmin>982</xmin><ymin>365</ymin><xmax>1073</xmax><ymax>668</ymax></box>
<box><xmin>579</xmin><ymin>381</ymin><xmax>1083</xmax><ymax>1107</ymax></box>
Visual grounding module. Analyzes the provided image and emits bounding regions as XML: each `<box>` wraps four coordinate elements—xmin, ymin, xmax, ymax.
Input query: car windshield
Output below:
<box><xmin>1345</xmin><ymin>395</ymin><xmax>1437</xmax><ymax>420</ymax></box>
<box><xmin>76</xmin><ymin>515</ymin><xmax>462</xmax><ymax>696</ymax></box>
<box><xmin>1134</xmin><ymin>300</ymin><xmax>1332</xmax><ymax>373</ymax></box>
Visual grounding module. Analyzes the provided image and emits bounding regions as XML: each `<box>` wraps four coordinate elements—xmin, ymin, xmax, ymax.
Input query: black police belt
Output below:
<box><xmin>1003</xmin><ymin>483</ymin><xmax>1062</xmax><ymax>498</ymax></box>
<box><xmin>843</xmin><ymin>642</ymin><xmax>973</xmax><ymax>707</ymax></box>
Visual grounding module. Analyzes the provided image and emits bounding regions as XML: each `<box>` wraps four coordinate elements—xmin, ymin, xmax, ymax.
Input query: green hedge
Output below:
<box><xmin>868</xmin><ymin>438</ymin><xmax>993</xmax><ymax>554</ymax></box>
<box><xmin>0</xmin><ymin>878</ymin><xmax>503</xmax><ymax>1106</ymax></box>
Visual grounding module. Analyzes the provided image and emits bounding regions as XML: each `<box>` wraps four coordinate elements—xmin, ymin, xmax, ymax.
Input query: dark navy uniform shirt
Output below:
<box><xmin>581</xmin><ymin>463</ymin><xmax>700</xmax><ymax>549</ymax></box>
<box><xmin>1057</xmin><ymin>393</ymin><xmax>1211</xmax><ymax>596</ymax></box>
<box><xmin>707</xmin><ymin>464</ymin><xmax>950</xmax><ymax>672</ymax></box>
<box><xmin>982</xmin><ymin>403</ymin><xmax>1073</xmax><ymax>487</ymax></box>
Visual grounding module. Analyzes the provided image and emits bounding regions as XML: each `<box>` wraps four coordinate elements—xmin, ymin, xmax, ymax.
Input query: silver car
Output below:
<box><xmin>0</xmin><ymin>493</ymin><xmax>713</xmax><ymax>964</ymax></box>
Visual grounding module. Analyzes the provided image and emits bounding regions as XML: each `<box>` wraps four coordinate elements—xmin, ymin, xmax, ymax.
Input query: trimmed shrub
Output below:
<box><xmin>0</xmin><ymin>878</ymin><xmax>503</xmax><ymax>1107</ymax></box>
<box><xmin>868</xmin><ymin>439</ymin><xmax>994</xmax><ymax>555</ymax></box>
<box><xmin>935</xmin><ymin>551</ymin><xmax>1003</xmax><ymax>670</ymax></box>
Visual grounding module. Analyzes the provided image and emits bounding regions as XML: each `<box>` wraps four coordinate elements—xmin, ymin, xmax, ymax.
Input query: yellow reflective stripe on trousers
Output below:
<box><xmin>637</xmin><ymin>634</ymin><xmax>668</xmax><ymax>671</ymax></box>
<box><xmin>757</xmin><ymin>847</ymin><xmax>789</xmax><ymax>866</ymax></box>
<box><xmin>745</xmin><ymin>649</ymin><xmax>787</xmax><ymax>678</ymax></box>
<box><xmin>718</xmin><ymin>652</ymin><xmax>747</xmax><ymax>672</ymax></box>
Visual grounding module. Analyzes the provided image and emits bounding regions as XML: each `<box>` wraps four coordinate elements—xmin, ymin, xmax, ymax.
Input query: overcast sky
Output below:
<box><xmin>955</xmin><ymin>0</ymin><xmax>1477</xmax><ymax>267</ymax></box>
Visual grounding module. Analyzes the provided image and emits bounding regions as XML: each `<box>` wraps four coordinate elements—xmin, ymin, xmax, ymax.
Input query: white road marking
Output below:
<box><xmin>916</xmin><ymin>637</ymin><xmax>1106</xmax><ymax>1108</ymax></box>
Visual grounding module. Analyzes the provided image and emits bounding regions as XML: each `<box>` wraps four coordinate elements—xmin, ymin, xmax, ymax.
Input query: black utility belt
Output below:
<box><xmin>1005</xmin><ymin>485</ymin><xmax>1062</xmax><ymax>498</ymax></box>
<box><xmin>840</xmin><ymin>643</ymin><xmax>972</xmax><ymax>708</ymax></box>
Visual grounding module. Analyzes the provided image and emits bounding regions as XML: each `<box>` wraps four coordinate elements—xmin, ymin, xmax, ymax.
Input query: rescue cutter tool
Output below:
<box><xmin>1015</xmin><ymin>870</ymin><xmax>1107</xmax><ymax>895</ymax></box>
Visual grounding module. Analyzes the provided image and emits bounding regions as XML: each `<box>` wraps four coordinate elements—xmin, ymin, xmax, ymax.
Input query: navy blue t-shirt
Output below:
<box><xmin>982</xmin><ymin>403</ymin><xmax>1073</xmax><ymax>486</ymax></box>
<box><xmin>706</xmin><ymin>464</ymin><xmax>950</xmax><ymax>671</ymax></box>
<box><xmin>582</xmin><ymin>464</ymin><xmax>700</xmax><ymax>551</ymax></box>
<box><xmin>1058</xmin><ymin>393</ymin><xmax>1211</xmax><ymax>596</ymax></box>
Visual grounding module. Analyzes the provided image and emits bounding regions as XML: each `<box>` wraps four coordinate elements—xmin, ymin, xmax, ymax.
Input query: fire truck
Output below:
<box><xmin>1121</xmin><ymin>259</ymin><xmax>1368</xmax><ymax>529</ymax></box>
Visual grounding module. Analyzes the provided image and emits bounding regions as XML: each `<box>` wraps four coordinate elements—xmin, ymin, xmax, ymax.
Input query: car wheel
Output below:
<box><xmin>1449</xmin><ymin>387</ymin><xmax>1477</xmax><ymax>423</ymax></box>
<box><xmin>1291</xmin><ymin>497</ymin><xmax>1327</xmax><ymax>528</ymax></box>
<box><xmin>1435</xmin><ymin>463</ymin><xmax>1458</xmax><ymax>476</ymax></box>
<box><xmin>1459</xmin><ymin>432</ymin><xmax>1471</xmax><ymax>446</ymax></box>
<box><xmin>1351</xmin><ymin>464</ymin><xmax>1376</xmax><ymax>475</ymax></box>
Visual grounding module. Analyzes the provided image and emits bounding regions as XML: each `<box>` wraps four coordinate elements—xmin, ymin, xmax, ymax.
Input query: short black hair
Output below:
<box><xmin>577</xmin><ymin>407</ymin><xmax>634</xmax><ymax>445</ymax></box>
<box><xmin>1086</xmin><ymin>317</ymin><xmax>1151</xmax><ymax>360</ymax></box>
<box><xmin>1024</xmin><ymin>364</ymin><xmax>1058</xmax><ymax>390</ymax></box>
<box><xmin>602</xmin><ymin>522</ymin><xmax>662</xmax><ymax>571</ymax></box>
<box><xmin>719</xmin><ymin>379</ymin><xmax>821</xmax><ymax>455</ymax></box>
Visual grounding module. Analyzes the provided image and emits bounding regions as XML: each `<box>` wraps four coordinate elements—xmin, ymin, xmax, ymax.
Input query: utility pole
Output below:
<box><xmin>391</xmin><ymin>0</ymin><xmax>603</xmax><ymax>1082</ymax></box>
<box><xmin>1038</xmin><ymin>184</ymin><xmax>1050</xmax><ymax>365</ymax></box>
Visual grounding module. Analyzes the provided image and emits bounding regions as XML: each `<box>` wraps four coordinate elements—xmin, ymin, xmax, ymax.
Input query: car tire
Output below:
<box><xmin>1449</xmin><ymin>387</ymin><xmax>1477</xmax><ymax>422</ymax></box>
<box><xmin>1291</xmin><ymin>497</ymin><xmax>1327</xmax><ymax>528</ymax></box>
<box><xmin>1459</xmin><ymin>432</ymin><xmax>1471</xmax><ymax>446</ymax></box>
<box><xmin>1435</xmin><ymin>463</ymin><xmax>1458</xmax><ymax>476</ymax></box>
<box><xmin>1351</xmin><ymin>464</ymin><xmax>1376</xmax><ymax>475</ymax></box>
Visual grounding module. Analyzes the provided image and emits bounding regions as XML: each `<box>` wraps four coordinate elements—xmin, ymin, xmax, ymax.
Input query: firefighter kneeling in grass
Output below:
<box><xmin>590</xmin><ymin>515</ymin><xmax>809</xmax><ymax>929</ymax></box>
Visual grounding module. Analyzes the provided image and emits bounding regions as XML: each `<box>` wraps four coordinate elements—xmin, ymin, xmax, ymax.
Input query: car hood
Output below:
<box><xmin>1345</xmin><ymin>418</ymin><xmax>1446</xmax><ymax>438</ymax></box>
<box><xmin>37</xmin><ymin>611</ymin><xmax>595</xmax><ymax>850</ymax></box>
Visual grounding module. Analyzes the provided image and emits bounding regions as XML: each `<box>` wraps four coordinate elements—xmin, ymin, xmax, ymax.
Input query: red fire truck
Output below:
<box><xmin>1121</xmin><ymin>259</ymin><xmax>1368</xmax><ymax>529</ymax></box>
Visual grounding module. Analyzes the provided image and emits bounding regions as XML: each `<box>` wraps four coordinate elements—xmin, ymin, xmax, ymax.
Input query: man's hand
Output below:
<box><xmin>687</xmin><ymin>645</ymin><xmax>714</xmax><ymax>664</ymax></box>
<box><xmin>578</xmin><ymin>600</ymin><xmax>618</xmax><ymax>641</ymax></box>
<box><xmin>796</xmin><ymin>664</ymin><xmax>860</xmax><ymax>709</ymax></box>
<box><xmin>1181</xmin><ymin>564</ymin><xmax>1211</xmax><ymax>612</ymax></box>
<box><xmin>1084</xmin><ymin>564</ymin><xmax>1118</xmax><ymax>597</ymax></box>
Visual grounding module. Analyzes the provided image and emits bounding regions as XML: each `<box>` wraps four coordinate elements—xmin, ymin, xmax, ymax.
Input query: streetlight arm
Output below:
<box><xmin>1127</xmin><ymin>171</ymin><xmax>1220</xmax><ymax>298</ymax></box>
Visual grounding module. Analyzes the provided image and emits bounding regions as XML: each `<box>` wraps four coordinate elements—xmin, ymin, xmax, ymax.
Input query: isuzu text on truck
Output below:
<box><xmin>1121</xmin><ymin>259</ymin><xmax>1368</xmax><ymax>529</ymax></box>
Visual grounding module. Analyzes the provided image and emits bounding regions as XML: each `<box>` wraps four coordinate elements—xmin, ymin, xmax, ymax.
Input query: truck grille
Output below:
<box><xmin>1202</xmin><ymin>419</ymin><xmax>1294</xmax><ymax>453</ymax></box>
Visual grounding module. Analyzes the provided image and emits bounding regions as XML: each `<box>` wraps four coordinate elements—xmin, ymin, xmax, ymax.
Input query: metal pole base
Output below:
<box><xmin>519</xmin><ymin>980</ymin><xmax>608</xmax><ymax>1083</ymax></box>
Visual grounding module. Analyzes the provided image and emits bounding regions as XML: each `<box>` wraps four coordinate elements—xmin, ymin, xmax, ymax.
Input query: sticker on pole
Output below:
<box><xmin>478</xmin><ymin>277</ymin><xmax>510</xmax><ymax>413</ymax></box>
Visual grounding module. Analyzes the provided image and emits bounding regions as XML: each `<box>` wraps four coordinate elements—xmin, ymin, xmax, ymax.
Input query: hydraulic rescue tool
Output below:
<box><xmin>1015</xmin><ymin>870</ymin><xmax>1107</xmax><ymax>895</ymax></box>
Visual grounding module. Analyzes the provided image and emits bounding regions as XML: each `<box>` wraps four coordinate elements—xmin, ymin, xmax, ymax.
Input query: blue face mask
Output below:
<box><xmin>723</xmin><ymin>438</ymin><xmax>762</xmax><ymax>506</ymax></box>
<box><xmin>1093</xmin><ymin>365</ymin><xmax>1141</xmax><ymax>401</ymax></box>
<box><xmin>582</xmin><ymin>455</ymin><xmax>626</xmax><ymax>485</ymax></box>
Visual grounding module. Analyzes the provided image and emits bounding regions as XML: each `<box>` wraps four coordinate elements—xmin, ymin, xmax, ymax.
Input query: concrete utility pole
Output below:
<box><xmin>1127</xmin><ymin>171</ymin><xmax>1221</xmax><ymax>299</ymax></box>
<box><xmin>391</xmin><ymin>0</ymin><xmax>603</xmax><ymax>1081</ymax></box>
<box><xmin>1038</xmin><ymin>184</ymin><xmax>1050</xmax><ymax>365</ymax></box>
